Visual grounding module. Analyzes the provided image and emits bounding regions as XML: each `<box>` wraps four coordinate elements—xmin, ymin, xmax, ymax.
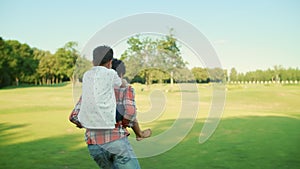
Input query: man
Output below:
<box><xmin>70</xmin><ymin>46</ymin><xmax>142</xmax><ymax>169</ymax></box>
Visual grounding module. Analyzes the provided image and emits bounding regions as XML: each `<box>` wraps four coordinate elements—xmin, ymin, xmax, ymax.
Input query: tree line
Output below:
<box><xmin>1</xmin><ymin>35</ymin><xmax>299</xmax><ymax>88</ymax></box>
<box><xmin>0</xmin><ymin>37</ymin><xmax>80</xmax><ymax>88</ymax></box>
<box><xmin>120</xmin><ymin>33</ymin><xmax>227</xmax><ymax>84</ymax></box>
<box><xmin>229</xmin><ymin>66</ymin><xmax>300</xmax><ymax>83</ymax></box>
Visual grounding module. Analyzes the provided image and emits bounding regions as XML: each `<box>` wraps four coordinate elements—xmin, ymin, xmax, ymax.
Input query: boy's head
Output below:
<box><xmin>112</xmin><ymin>58</ymin><xmax>126</xmax><ymax>77</ymax></box>
<box><xmin>93</xmin><ymin>46</ymin><xmax>113</xmax><ymax>66</ymax></box>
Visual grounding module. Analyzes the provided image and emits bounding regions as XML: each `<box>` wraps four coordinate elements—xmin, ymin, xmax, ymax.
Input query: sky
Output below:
<box><xmin>0</xmin><ymin>0</ymin><xmax>299</xmax><ymax>73</ymax></box>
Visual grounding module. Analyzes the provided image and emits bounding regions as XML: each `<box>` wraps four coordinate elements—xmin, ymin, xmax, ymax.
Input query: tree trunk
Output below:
<box><xmin>15</xmin><ymin>77</ymin><xmax>19</xmax><ymax>86</ymax></box>
<box><xmin>47</xmin><ymin>79</ymin><xmax>51</xmax><ymax>85</ymax></box>
<box><xmin>52</xmin><ymin>77</ymin><xmax>55</xmax><ymax>84</ymax></box>
<box><xmin>170</xmin><ymin>71</ymin><xmax>174</xmax><ymax>86</ymax></box>
<box><xmin>60</xmin><ymin>75</ymin><xmax>64</xmax><ymax>84</ymax></box>
<box><xmin>145</xmin><ymin>71</ymin><xmax>151</xmax><ymax>86</ymax></box>
<box><xmin>69</xmin><ymin>77</ymin><xmax>74</xmax><ymax>84</ymax></box>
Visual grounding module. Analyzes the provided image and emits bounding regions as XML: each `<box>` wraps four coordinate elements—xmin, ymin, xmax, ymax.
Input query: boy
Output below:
<box><xmin>112</xmin><ymin>58</ymin><xmax>151</xmax><ymax>141</ymax></box>
<box><xmin>78</xmin><ymin>46</ymin><xmax>122</xmax><ymax>129</ymax></box>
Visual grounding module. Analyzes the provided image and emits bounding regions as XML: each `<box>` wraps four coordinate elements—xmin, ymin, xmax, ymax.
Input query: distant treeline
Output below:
<box><xmin>228</xmin><ymin>67</ymin><xmax>300</xmax><ymax>83</ymax></box>
<box><xmin>1</xmin><ymin>37</ymin><xmax>299</xmax><ymax>88</ymax></box>
<box><xmin>0</xmin><ymin>37</ymin><xmax>81</xmax><ymax>88</ymax></box>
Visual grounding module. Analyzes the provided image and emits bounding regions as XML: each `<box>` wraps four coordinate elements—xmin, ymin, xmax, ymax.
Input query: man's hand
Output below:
<box><xmin>76</xmin><ymin>123</ymin><xmax>83</xmax><ymax>129</ymax></box>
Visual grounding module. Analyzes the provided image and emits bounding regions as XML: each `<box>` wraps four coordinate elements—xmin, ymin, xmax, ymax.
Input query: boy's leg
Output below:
<box><xmin>132</xmin><ymin>121</ymin><xmax>142</xmax><ymax>138</ymax></box>
<box><xmin>132</xmin><ymin>121</ymin><xmax>151</xmax><ymax>141</ymax></box>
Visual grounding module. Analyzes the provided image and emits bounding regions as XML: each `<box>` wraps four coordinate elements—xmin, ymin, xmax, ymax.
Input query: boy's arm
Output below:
<box><xmin>122</xmin><ymin>86</ymin><xmax>137</xmax><ymax>127</ymax></box>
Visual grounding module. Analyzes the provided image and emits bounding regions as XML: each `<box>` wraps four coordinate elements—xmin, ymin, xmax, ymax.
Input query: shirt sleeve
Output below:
<box><xmin>112</xmin><ymin>70</ymin><xmax>122</xmax><ymax>87</ymax></box>
<box><xmin>122</xmin><ymin>86</ymin><xmax>137</xmax><ymax>125</ymax></box>
<box><xmin>69</xmin><ymin>96</ymin><xmax>83</xmax><ymax>128</ymax></box>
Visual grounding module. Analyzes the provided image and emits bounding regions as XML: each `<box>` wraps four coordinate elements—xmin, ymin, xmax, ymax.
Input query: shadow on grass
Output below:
<box><xmin>0</xmin><ymin>123</ymin><xmax>31</xmax><ymax>145</ymax></box>
<box><xmin>1</xmin><ymin>116</ymin><xmax>299</xmax><ymax>169</ymax></box>
<box><xmin>0</xmin><ymin>123</ymin><xmax>98</xmax><ymax>169</ymax></box>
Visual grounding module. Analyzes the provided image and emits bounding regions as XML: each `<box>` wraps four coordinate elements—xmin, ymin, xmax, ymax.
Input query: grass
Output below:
<box><xmin>0</xmin><ymin>83</ymin><xmax>299</xmax><ymax>169</ymax></box>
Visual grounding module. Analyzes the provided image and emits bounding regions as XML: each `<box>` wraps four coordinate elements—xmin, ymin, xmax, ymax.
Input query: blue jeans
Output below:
<box><xmin>88</xmin><ymin>137</ymin><xmax>141</xmax><ymax>169</ymax></box>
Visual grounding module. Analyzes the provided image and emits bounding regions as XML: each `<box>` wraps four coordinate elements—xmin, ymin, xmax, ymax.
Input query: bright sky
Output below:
<box><xmin>1</xmin><ymin>0</ymin><xmax>299</xmax><ymax>73</ymax></box>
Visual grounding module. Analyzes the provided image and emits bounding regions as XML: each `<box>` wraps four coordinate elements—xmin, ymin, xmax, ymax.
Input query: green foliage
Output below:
<box><xmin>192</xmin><ymin>67</ymin><xmax>209</xmax><ymax>83</ymax></box>
<box><xmin>1</xmin><ymin>35</ymin><xmax>300</xmax><ymax>88</ymax></box>
<box><xmin>37</xmin><ymin>51</ymin><xmax>56</xmax><ymax>84</ymax></box>
<box><xmin>173</xmin><ymin>67</ymin><xmax>194</xmax><ymax>82</ymax></box>
<box><xmin>0</xmin><ymin>37</ymin><xmax>12</xmax><ymax>87</ymax></box>
<box><xmin>54</xmin><ymin>41</ymin><xmax>79</xmax><ymax>83</ymax></box>
<box><xmin>0</xmin><ymin>37</ymin><xmax>80</xmax><ymax>87</ymax></box>
<box><xmin>73</xmin><ymin>56</ymin><xmax>92</xmax><ymax>82</ymax></box>
<box><xmin>230</xmin><ymin>65</ymin><xmax>300</xmax><ymax>82</ymax></box>
<box><xmin>230</xmin><ymin>67</ymin><xmax>238</xmax><ymax>81</ymax></box>
<box><xmin>0</xmin><ymin>39</ymin><xmax>37</xmax><ymax>86</ymax></box>
<box><xmin>191</xmin><ymin>67</ymin><xmax>228</xmax><ymax>83</ymax></box>
<box><xmin>207</xmin><ymin>67</ymin><xmax>227</xmax><ymax>82</ymax></box>
<box><xmin>121</xmin><ymin>32</ymin><xmax>230</xmax><ymax>84</ymax></box>
<box><xmin>121</xmin><ymin>32</ymin><xmax>187</xmax><ymax>85</ymax></box>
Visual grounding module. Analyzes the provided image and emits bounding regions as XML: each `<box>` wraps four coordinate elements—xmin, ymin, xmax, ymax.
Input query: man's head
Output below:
<box><xmin>112</xmin><ymin>58</ymin><xmax>126</xmax><ymax>77</ymax></box>
<box><xmin>93</xmin><ymin>46</ymin><xmax>113</xmax><ymax>66</ymax></box>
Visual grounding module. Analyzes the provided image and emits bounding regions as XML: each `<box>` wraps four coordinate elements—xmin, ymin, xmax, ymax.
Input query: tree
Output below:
<box><xmin>0</xmin><ymin>37</ymin><xmax>12</xmax><ymax>87</ymax></box>
<box><xmin>0</xmin><ymin>37</ymin><xmax>83</xmax><ymax>87</ymax></box>
<box><xmin>54</xmin><ymin>41</ymin><xmax>79</xmax><ymax>83</ymax></box>
<box><xmin>208</xmin><ymin>67</ymin><xmax>226</xmax><ymax>82</ymax></box>
<box><xmin>120</xmin><ymin>36</ymin><xmax>145</xmax><ymax>82</ymax></box>
<box><xmin>173</xmin><ymin>67</ymin><xmax>194</xmax><ymax>83</ymax></box>
<box><xmin>121</xmin><ymin>31</ymin><xmax>187</xmax><ymax>85</ymax></box>
<box><xmin>229</xmin><ymin>67</ymin><xmax>238</xmax><ymax>81</ymax></box>
<box><xmin>18</xmin><ymin>43</ymin><xmax>37</xmax><ymax>84</ymax></box>
<box><xmin>0</xmin><ymin>38</ymin><xmax>40</xmax><ymax>87</ymax></box>
<box><xmin>157</xmin><ymin>31</ymin><xmax>186</xmax><ymax>85</ymax></box>
<box><xmin>73</xmin><ymin>56</ymin><xmax>92</xmax><ymax>82</ymax></box>
<box><xmin>4</xmin><ymin>40</ymin><xmax>23</xmax><ymax>86</ymax></box>
<box><xmin>37</xmin><ymin>51</ymin><xmax>55</xmax><ymax>85</ymax></box>
<box><xmin>191</xmin><ymin>67</ymin><xmax>209</xmax><ymax>83</ymax></box>
<box><xmin>157</xmin><ymin>32</ymin><xmax>186</xmax><ymax>70</ymax></box>
<box><xmin>4</xmin><ymin>40</ymin><xmax>36</xmax><ymax>86</ymax></box>
<box><xmin>32</xmin><ymin>48</ymin><xmax>48</xmax><ymax>85</ymax></box>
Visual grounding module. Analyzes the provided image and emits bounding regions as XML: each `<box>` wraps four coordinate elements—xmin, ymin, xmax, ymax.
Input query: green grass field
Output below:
<box><xmin>0</xmin><ymin>83</ymin><xmax>299</xmax><ymax>169</ymax></box>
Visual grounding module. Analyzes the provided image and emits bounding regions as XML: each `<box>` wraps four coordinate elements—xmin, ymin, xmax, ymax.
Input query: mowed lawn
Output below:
<box><xmin>0</xmin><ymin>83</ymin><xmax>299</xmax><ymax>169</ymax></box>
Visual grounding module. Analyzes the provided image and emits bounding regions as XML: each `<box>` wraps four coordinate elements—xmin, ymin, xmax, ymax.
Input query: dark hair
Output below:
<box><xmin>112</xmin><ymin>58</ymin><xmax>126</xmax><ymax>77</ymax></box>
<box><xmin>93</xmin><ymin>46</ymin><xmax>113</xmax><ymax>66</ymax></box>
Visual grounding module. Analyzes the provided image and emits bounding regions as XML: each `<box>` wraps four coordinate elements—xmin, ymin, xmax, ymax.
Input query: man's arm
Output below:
<box><xmin>69</xmin><ymin>96</ymin><xmax>83</xmax><ymax>129</ymax></box>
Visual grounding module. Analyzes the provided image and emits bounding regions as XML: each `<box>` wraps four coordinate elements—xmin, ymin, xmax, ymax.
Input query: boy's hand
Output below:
<box><xmin>122</xmin><ymin>118</ymin><xmax>130</xmax><ymax>128</ymax></box>
<box><xmin>120</xmin><ymin>79</ymin><xmax>128</xmax><ymax>88</ymax></box>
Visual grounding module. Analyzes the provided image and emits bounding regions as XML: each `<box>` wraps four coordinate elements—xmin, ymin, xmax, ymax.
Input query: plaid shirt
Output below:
<box><xmin>69</xmin><ymin>85</ymin><xmax>137</xmax><ymax>145</ymax></box>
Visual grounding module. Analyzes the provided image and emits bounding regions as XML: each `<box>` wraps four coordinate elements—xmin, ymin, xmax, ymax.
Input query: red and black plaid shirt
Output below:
<box><xmin>69</xmin><ymin>86</ymin><xmax>137</xmax><ymax>144</ymax></box>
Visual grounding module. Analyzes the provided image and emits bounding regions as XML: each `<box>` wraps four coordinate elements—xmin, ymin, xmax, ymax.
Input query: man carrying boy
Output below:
<box><xmin>78</xmin><ymin>46</ymin><xmax>141</xmax><ymax>169</ymax></box>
